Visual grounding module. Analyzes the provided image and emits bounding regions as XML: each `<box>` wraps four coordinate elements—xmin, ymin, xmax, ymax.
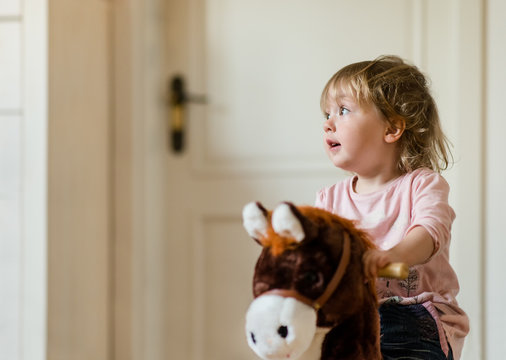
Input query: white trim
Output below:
<box><xmin>449</xmin><ymin>0</ymin><xmax>484</xmax><ymax>358</ymax></box>
<box><xmin>0</xmin><ymin>109</ymin><xmax>23</xmax><ymax>115</ymax></box>
<box><xmin>0</xmin><ymin>15</ymin><xmax>22</xmax><ymax>21</ymax></box>
<box><xmin>191</xmin><ymin>158</ymin><xmax>336</xmax><ymax>178</ymax></box>
<box><xmin>20</xmin><ymin>0</ymin><xmax>47</xmax><ymax>359</ymax></box>
<box><xmin>485</xmin><ymin>0</ymin><xmax>506</xmax><ymax>358</ymax></box>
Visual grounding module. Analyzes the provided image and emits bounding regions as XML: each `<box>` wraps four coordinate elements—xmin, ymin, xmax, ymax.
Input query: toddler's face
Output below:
<box><xmin>322</xmin><ymin>89</ymin><xmax>394</xmax><ymax>176</ymax></box>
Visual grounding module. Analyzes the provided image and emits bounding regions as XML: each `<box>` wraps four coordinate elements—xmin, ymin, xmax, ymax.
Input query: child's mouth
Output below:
<box><xmin>326</xmin><ymin>139</ymin><xmax>341</xmax><ymax>148</ymax></box>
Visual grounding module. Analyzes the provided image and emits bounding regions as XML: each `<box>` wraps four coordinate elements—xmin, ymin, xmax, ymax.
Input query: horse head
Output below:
<box><xmin>242</xmin><ymin>201</ymin><xmax>382</xmax><ymax>360</ymax></box>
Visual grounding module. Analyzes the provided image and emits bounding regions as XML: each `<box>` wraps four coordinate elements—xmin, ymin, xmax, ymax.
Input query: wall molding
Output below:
<box><xmin>20</xmin><ymin>0</ymin><xmax>47</xmax><ymax>359</ymax></box>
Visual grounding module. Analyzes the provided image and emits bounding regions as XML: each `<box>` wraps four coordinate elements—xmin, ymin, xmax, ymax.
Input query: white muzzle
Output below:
<box><xmin>245</xmin><ymin>294</ymin><xmax>317</xmax><ymax>360</ymax></box>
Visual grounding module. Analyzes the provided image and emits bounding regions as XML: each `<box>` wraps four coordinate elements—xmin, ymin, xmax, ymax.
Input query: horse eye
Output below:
<box><xmin>301</xmin><ymin>271</ymin><xmax>319</xmax><ymax>284</ymax></box>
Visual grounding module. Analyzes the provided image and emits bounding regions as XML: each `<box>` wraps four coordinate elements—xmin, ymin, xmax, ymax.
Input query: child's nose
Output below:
<box><xmin>323</xmin><ymin>118</ymin><xmax>336</xmax><ymax>132</ymax></box>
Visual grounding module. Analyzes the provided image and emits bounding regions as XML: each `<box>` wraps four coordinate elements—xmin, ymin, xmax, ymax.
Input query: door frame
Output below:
<box><xmin>112</xmin><ymin>0</ymin><xmax>154</xmax><ymax>358</ymax></box>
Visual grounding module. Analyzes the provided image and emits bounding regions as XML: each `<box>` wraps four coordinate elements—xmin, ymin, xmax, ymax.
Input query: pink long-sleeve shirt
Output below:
<box><xmin>315</xmin><ymin>168</ymin><xmax>469</xmax><ymax>359</ymax></box>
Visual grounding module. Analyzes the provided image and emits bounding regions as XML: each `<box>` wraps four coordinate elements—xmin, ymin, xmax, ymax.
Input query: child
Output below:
<box><xmin>315</xmin><ymin>56</ymin><xmax>469</xmax><ymax>360</ymax></box>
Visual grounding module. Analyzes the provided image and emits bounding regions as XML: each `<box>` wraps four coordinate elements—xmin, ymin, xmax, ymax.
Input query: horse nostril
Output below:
<box><xmin>250</xmin><ymin>332</ymin><xmax>256</xmax><ymax>344</ymax></box>
<box><xmin>277</xmin><ymin>325</ymin><xmax>288</xmax><ymax>338</ymax></box>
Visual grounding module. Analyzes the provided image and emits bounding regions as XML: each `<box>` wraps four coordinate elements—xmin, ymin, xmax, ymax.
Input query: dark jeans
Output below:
<box><xmin>379</xmin><ymin>303</ymin><xmax>453</xmax><ymax>360</ymax></box>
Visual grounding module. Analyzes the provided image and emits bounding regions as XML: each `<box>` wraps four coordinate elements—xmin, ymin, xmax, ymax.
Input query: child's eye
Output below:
<box><xmin>339</xmin><ymin>107</ymin><xmax>350</xmax><ymax>116</ymax></box>
<box><xmin>325</xmin><ymin>113</ymin><xmax>331</xmax><ymax>120</ymax></box>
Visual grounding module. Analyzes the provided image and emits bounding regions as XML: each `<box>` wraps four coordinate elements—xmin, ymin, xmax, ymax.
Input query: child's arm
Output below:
<box><xmin>363</xmin><ymin>225</ymin><xmax>434</xmax><ymax>278</ymax></box>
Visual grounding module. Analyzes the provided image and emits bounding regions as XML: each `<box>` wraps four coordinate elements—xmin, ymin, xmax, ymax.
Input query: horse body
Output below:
<box><xmin>243</xmin><ymin>202</ymin><xmax>382</xmax><ymax>360</ymax></box>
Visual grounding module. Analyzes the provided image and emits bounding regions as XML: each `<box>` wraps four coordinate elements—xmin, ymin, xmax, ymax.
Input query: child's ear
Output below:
<box><xmin>384</xmin><ymin>117</ymin><xmax>405</xmax><ymax>143</ymax></box>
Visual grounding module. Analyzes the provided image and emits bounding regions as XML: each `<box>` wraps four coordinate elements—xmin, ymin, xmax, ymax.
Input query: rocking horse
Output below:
<box><xmin>242</xmin><ymin>202</ymin><xmax>408</xmax><ymax>360</ymax></box>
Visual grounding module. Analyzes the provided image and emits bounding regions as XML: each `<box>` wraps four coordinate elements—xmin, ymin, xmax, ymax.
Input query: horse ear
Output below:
<box><xmin>242</xmin><ymin>202</ymin><xmax>269</xmax><ymax>243</ymax></box>
<box><xmin>271</xmin><ymin>202</ymin><xmax>305</xmax><ymax>242</ymax></box>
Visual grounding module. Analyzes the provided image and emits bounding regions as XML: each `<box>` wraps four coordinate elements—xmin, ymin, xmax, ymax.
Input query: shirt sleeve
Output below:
<box><xmin>406</xmin><ymin>170</ymin><xmax>456</xmax><ymax>259</ymax></box>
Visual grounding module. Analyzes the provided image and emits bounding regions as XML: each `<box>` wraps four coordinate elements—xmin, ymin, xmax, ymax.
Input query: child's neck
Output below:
<box><xmin>353</xmin><ymin>168</ymin><xmax>403</xmax><ymax>194</ymax></box>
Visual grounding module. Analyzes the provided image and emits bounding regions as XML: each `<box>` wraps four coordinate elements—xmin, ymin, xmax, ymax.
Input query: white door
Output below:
<box><xmin>123</xmin><ymin>1</ymin><xmax>484</xmax><ymax>359</ymax></box>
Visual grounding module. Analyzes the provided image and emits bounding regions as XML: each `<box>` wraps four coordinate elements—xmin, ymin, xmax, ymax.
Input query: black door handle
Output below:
<box><xmin>170</xmin><ymin>76</ymin><xmax>185</xmax><ymax>153</ymax></box>
<box><xmin>169</xmin><ymin>75</ymin><xmax>206</xmax><ymax>153</ymax></box>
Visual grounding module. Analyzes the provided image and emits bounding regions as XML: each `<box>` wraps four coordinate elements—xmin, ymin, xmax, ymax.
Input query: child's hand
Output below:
<box><xmin>362</xmin><ymin>248</ymin><xmax>397</xmax><ymax>278</ymax></box>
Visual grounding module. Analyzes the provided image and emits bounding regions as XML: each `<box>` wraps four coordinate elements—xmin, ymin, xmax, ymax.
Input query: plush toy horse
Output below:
<box><xmin>242</xmin><ymin>202</ymin><xmax>407</xmax><ymax>360</ymax></box>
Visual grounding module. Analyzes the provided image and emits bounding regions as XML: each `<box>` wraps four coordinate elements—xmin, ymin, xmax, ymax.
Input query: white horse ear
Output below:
<box><xmin>242</xmin><ymin>202</ymin><xmax>269</xmax><ymax>241</ymax></box>
<box><xmin>271</xmin><ymin>203</ymin><xmax>305</xmax><ymax>242</ymax></box>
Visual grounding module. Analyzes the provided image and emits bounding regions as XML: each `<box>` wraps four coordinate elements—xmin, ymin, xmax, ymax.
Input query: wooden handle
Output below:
<box><xmin>377</xmin><ymin>262</ymin><xmax>409</xmax><ymax>279</ymax></box>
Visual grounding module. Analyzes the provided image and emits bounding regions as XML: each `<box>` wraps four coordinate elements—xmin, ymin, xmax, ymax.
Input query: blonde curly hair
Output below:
<box><xmin>321</xmin><ymin>55</ymin><xmax>452</xmax><ymax>173</ymax></box>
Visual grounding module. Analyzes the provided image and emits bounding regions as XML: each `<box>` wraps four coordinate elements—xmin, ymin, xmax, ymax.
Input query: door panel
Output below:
<box><xmin>0</xmin><ymin>0</ymin><xmax>20</xmax><ymax>15</ymax></box>
<box><xmin>190</xmin><ymin>0</ymin><xmax>420</xmax><ymax>174</ymax></box>
<box><xmin>192</xmin><ymin>217</ymin><xmax>260</xmax><ymax>359</ymax></box>
<box><xmin>0</xmin><ymin>22</ymin><xmax>21</xmax><ymax>109</ymax></box>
